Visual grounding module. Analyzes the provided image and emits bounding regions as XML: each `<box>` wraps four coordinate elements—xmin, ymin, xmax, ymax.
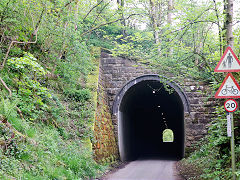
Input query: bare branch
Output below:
<box><xmin>80</xmin><ymin>13</ymin><xmax>141</xmax><ymax>37</ymax></box>
<box><xmin>193</xmin><ymin>51</ymin><xmax>220</xmax><ymax>83</ymax></box>
<box><xmin>64</xmin><ymin>0</ymin><xmax>75</xmax><ymax>8</ymax></box>
<box><xmin>93</xmin><ymin>2</ymin><xmax>110</xmax><ymax>24</ymax></box>
<box><xmin>212</xmin><ymin>0</ymin><xmax>223</xmax><ymax>56</ymax></box>
<box><xmin>0</xmin><ymin>120</ymin><xmax>27</xmax><ymax>139</ymax></box>
<box><xmin>83</xmin><ymin>0</ymin><xmax>104</xmax><ymax>22</ymax></box>
<box><xmin>0</xmin><ymin>33</ymin><xmax>38</xmax><ymax>70</ymax></box>
<box><xmin>0</xmin><ymin>77</ymin><xmax>12</xmax><ymax>96</ymax></box>
<box><xmin>33</xmin><ymin>8</ymin><xmax>45</xmax><ymax>36</ymax></box>
<box><xmin>233</xmin><ymin>21</ymin><xmax>240</xmax><ymax>26</ymax></box>
<box><xmin>0</xmin><ymin>77</ymin><xmax>25</xmax><ymax>120</ymax></box>
<box><xmin>16</xmin><ymin>106</ymin><xmax>24</xmax><ymax>120</ymax></box>
<box><xmin>0</xmin><ymin>7</ymin><xmax>41</xmax><ymax>70</ymax></box>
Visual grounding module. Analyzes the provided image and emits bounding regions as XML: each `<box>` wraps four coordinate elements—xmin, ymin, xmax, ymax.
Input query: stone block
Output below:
<box><xmin>198</xmin><ymin>86</ymin><xmax>204</xmax><ymax>90</ymax></box>
<box><xmin>198</xmin><ymin>118</ymin><xmax>209</xmax><ymax>124</ymax></box>
<box><xmin>101</xmin><ymin>52</ymin><xmax>111</xmax><ymax>58</ymax></box>
<box><xmin>194</xmin><ymin>135</ymin><xmax>204</xmax><ymax>141</ymax></box>
<box><xmin>105</xmin><ymin>58</ymin><xmax>117</xmax><ymax>64</ymax></box>
<box><xmin>189</xmin><ymin>86</ymin><xmax>196</xmax><ymax>91</ymax></box>
<box><xmin>185</xmin><ymin>81</ymin><xmax>195</xmax><ymax>86</ymax></box>
<box><xmin>189</xmin><ymin>98</ymin><xmax>199</xmax><ymax>104</ymax></box>
<box><xmin>115</xmin><ymin>58</ymin><xmax>125</xmax><ymax>63</ymax></box>
<box><xmin>186</xmin><ymin>124</ymin><xmax>204</xmax><ymax>130</ymax></box>
<box><xmin>190</xmin><ymin>112</ymin><xmax>197</xmax><ymax>119</ymax></box>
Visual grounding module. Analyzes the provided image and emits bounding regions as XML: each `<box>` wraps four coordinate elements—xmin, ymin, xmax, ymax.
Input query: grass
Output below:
<box><xmin>0</xmin><ymin>123</ymin><xmax>107</xmax><ymax>179</ymax></box>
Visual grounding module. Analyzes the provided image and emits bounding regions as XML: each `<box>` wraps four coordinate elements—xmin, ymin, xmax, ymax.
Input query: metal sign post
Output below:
<box><xmin>226</xmin><ymin>102</ymin><xmax>237</xmax><ymax>180</ymax></box>
<box><xmin>227</xmin><ymin>112</ymin><xmax>236</xmax><ymax>180</ymax></box>
<box><xmin>215</xmin><ymin>46</ymin><xmax>239</xmax><ymax>180</ymax></box>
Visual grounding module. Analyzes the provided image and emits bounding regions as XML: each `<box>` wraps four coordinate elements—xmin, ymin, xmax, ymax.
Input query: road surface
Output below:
<box><xmin>104</xmin><ymin>159</ymin><xmax>183</xmax><ymax>180</ymax></box>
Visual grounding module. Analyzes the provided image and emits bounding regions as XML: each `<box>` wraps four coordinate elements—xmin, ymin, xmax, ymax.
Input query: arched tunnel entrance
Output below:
<box><xmin>113</xmin><ymin>75</ymin><xmax>190</xmax><ymax>162</ymax></box>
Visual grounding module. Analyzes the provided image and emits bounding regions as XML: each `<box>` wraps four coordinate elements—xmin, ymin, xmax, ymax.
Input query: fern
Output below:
<box><xmin>0</xmin><ymin>97</ymin><xmax>18</xmax><ymax>120</ymax></box>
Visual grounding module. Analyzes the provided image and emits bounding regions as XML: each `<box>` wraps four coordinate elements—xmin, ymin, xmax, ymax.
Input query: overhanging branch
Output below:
<box><xmin>80</xmin><ymin>13</ymin><xmax>141</xmax><ymax>37</ymax></box>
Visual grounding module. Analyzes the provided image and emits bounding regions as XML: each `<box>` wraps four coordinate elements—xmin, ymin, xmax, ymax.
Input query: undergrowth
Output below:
<box><xmin>178</xmin><ymin>105</ymin><xmax>240</xmax><ymax>180</ymax></box>
<box><xmin>0</xmin><ymin>47</ymin><xmax>107</xmax><ymax>179</ymax></box>
<box><xmin>0</xmin><ymin>123</ymin><xmax>106</xmax><ymax>179</ymax></box>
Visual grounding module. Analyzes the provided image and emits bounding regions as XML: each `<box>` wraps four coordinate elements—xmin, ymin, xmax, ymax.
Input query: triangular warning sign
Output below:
<box><xmin>214</xmin><ymin>47</ymin><xmax>240</xmax><ymax>72</ymax></box>
<box><xmin>215</xmin><ymin>73</ymin><xmax>240</xmax><ymax>98</ymax></box>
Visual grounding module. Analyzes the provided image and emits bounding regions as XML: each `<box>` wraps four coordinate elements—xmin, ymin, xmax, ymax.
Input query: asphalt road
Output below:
<box><xmin>104</xmin><ymin>159</ymin><xmax>183</xmax><ymax>180</ymax></box>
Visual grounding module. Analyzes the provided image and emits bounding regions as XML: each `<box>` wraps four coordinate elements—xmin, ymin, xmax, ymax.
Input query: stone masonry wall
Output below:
<box><xmin>101</xmin><ymin>52</ymin><xmax>153</xmax><ymax>109</ymax></box>
<box><xmin>97</xmin><ymin>51</ymin><xmax>215</xmax><ymax>159</ymax></box>
<box><xmin>101</xmin><ymin>52</ymin><xmax>214</xmax><ymax>148</ymax></box>
<box><xmin>100</xmin><ymin>52</ymin><xmax>153</xmax><ymax>139</ymax></box>
<box><xmin>92</xmin><ymin>55</ymin><xmax>119</xmax><ymax>163</ymax></box>
<box><xmin>182</xmin><ymin>80</ymin><xmax>216</xmax><ymax>152</ymax></box>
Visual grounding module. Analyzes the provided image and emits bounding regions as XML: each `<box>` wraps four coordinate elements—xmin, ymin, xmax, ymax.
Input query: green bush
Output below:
<box><xmin>0</xmin><ymin>97</ymin><xmax>18</xmax><ymax>121</ymax></box>
<box><xmin>0</xmin><ymin>125</ymin><xmax>107</xmax><ymax>179</ymax></box>
<box><xmin>0</xmin><ymin>0</ymin><xmax>108</xmax><ymax>179</ymax></box>
<box><xmin>179</xmin><ymin>105</ymin><xmax>240</xmax><ymax>179</ymax></box>
<box><xmin>64</xmin><ymin>88</ymin><xmax>91</xmax><ymax>102</ymax></box>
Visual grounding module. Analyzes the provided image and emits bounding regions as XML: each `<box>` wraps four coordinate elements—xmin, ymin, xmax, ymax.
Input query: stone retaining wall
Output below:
<box><xmin>91</xmin><ymin>51</ymin><xmax>119</xmax><ymax>163</ymax></box>
<box><xmin>94</xmin><ymin>51</ymin><xmax>215</xmax><ymax>161</ymax></box>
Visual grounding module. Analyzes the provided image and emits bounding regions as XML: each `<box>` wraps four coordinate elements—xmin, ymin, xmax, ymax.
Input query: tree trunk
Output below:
<box><xmin>149</xmin><ymin>0</ymin><xmax>161</xmax><ymax>54</ymax></box>
<box><xmin>167</xmin><ymin>0</ymin><xmax>173</xmax><ymax>24</ymax></box>
<box><xmin>117</xmin><ymin>0</ymin><xmax>127</xmax><ymax>37</ymax></box>
<box><xmin>223</xmin><ymin>0</ymin><xmax>234</xmax><ymax>50</ymax></box>
<box><xmin>195</xmin><ymin>30</ymin><xmax>203</xmax><ymax>66</ymax></box>
<box><xmin>213</xmin><ymin>0</ymin><xmax>223</xmax><ymax>56</ymax></box>
<box><xmin>167</xmin><ymin>0</ymin><xmax>173</xmax><ymax>56</ymax></box>
<box><xmin>74</xmin><ymin>0</ymin><xmax>79</xmax><ymax>30</ymax></box>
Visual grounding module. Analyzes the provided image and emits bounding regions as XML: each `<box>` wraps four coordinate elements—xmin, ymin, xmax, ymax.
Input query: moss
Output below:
<box><xmin>89</xmin><ymin>47</ymin><xmax>119</xmax><ymax>163</ymax></box>
<box><xmin>84</xmin><ymin>47</ymin><xmax>101</xmax><ymax>150</ymax></box>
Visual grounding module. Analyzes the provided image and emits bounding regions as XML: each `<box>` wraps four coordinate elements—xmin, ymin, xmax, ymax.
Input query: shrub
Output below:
<box><xmin>64</xmin><ymin>88</ymin><xmax>91</xmax><ymax>102</ymax></box>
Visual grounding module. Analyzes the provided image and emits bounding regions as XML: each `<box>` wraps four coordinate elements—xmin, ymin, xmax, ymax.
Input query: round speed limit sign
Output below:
<box><xmin>224</xmin><ymin>99</ymin><xmax>238</xmax><ymax>112</ymax></box>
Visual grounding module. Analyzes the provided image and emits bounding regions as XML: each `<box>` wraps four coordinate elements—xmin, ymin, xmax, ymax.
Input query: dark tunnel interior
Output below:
<box><xmin>119</xmin><ymin>80</ymin><xmax>185</xmax><ymax>161</ymax></box>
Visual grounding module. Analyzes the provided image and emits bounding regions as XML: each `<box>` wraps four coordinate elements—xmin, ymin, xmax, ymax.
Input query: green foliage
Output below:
<box><xmin>5</xmin><ymin>53</ymin><xmax>52</xmax><ymax>121</ymax></box>
<box><xmin>0</xmin><ymin>125</ymin><xmax>106</xmax><ymax>179</ymax></box>
<box><xmin>0</xmin><ymin>97</ymin><xmax>18</xmax><ymax>120</ymax></box>
<box><xmin>162</xmin><ymin>129</ymin><xmax>174</xmax><ymax>142</ymax></box>
<box><xmin>0</xmin><ymin>0</ymin><xmax>106</xmax><ymax>178</ymax></box>
<box><xmin>9</xmin><ymin>47</ymin><xmax>23</xmax><ymax>57</ymax></box>
<box><xmin>1</xmin><ymin>0</ymin><xmax>240</xmax><ymax>179</ymax></box>
<box><xmin>111</xmin><ymin>31</ymin><xmax>154</xmax><ymax>59</ymax></box>
<box><xmin>64</xmin><ymin>88</ymin><xmax>91</xmax><ymax>102</ymax></box>
<box><xmin>7</xmin><ymin>52</ymin><xmax>46</xmax><ymax>76</ymax></box>
<box><xmin>181</xmin><ymin>105</ymin><xmax>240</xmax><ymax>179</ymax></box>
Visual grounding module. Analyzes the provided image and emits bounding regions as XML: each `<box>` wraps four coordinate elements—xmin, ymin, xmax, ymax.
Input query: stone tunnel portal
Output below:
<box><xmin>113</xmin><ymin>75</ymin><xmax>189</xmax><ymax>162</ymax></box>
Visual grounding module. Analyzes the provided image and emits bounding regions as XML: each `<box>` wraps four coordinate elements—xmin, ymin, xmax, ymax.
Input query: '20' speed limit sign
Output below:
<box><xmin>224</xmin><ymin>99</ymin><xmax>238</xmax><ymax>112</ymax></box>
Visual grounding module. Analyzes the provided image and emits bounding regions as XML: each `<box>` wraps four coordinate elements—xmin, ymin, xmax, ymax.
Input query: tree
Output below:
<box><xmin>117</xmin><ymin>0</ymin><xmax>127</xmax><ymax>37</ymax></box>
<box><xmin>223</xmin><ymin>0</ymin><xmax>234</xmax><ymax>50</ymax></box>
<box><xmin>149</xmin><ymin>0</ymin><xmax>164</xmax><ymax>54</ymax></box>
<box><xmin>167</xmin><ymin>0</ymin><xmax>173</xmax><ymax>56</ymax></box>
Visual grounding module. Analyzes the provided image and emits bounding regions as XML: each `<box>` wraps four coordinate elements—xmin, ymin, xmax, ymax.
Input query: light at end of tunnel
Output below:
<box><xmin>153</xmin><ymin>90</ymin><xmax>155</xmax><ymax>93</ymax></box>
<box><xmin>158</xmin><ymin>105</ymin><xmax>161</xmax><ymax>108</ymax></box>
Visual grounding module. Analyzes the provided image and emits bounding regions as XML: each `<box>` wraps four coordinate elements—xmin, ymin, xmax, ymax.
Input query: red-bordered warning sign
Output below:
<box><xmin>224</xmin><ymin>99</ymin><xmax>238</xmax><ymax>112</ymax></box>
<box><xmin>215</xmin><ymin>73</ymin><xmax>240</xmax><ymax>98</ymax></box>
<box><xmin>214</xmin><ymin>47</ymin><xmax>240</xmax><ymax>72</ymax></box>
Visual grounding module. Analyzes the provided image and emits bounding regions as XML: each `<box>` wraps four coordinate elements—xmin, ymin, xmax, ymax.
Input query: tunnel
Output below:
<box><xmin>113</xmin><ymin>75</ymin><xmax>189</xmax><ymax>162</ymax></box>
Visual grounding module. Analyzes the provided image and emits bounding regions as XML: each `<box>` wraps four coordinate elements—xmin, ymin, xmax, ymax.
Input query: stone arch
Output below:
<box><xmin>112</xmin><ymin>74</ymin><xmax>190</xmax><ymax>161</ymax></box>
<box><xmin>113</xmin><ymin>74</ymin><xmax>190</xmax><ymax>115</ymax></box>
